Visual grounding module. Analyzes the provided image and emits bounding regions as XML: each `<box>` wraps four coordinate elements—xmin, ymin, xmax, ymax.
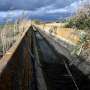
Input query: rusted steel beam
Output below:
<box><xmin>0</xmin><ymin>25</ymin><xmax>33</xmax><ymax>90</ymax></box>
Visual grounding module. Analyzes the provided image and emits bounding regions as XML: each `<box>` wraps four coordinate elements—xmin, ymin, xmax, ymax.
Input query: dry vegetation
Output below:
<box><xmin>0</xmin><ymin>19</ymin><xmax>30</xmax><ymax>57</ymax></box>
<box><xmin>60</xmin><ymin>1</ymin><xmax>90</xmax><ymax>61</ymax></box>
<box><xmin>36</xmin><ymin>19</ymin><xmax>90</xmax><ymax>62</ymax></box>
<box><xmin>65</xmin><ymin>1</ymin><xmax>90</xmax><ymax>30</ymax></box>
<box><xmin>36</xmin><ymin>24</ymin><xmax>80</xmax><ymax>45</ymax></box>
<box><xmin>65</xmin><ymin>1</ymin><xmax>90</xmax><ymax>61</ymax></box>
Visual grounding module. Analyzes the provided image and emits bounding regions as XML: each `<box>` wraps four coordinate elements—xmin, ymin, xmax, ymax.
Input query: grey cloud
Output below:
<box><xmin>0</xmin><ymin>0</ymin><xmax>85</xmax><ymax>21</ymax></box>
<box><xmin>0</xmin><ymin>0</ymin><xmax>56</xmax><ymax>10</ymax></box>
<box><xmin>0</xmin><ymin>0</ymin><xmax>77</xmax><ymax>11</ymax></box>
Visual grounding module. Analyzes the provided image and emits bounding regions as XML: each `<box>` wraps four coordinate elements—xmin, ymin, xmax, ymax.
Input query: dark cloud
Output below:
<box><xmin>0</xmin><ymin>0</ymin><xmax>78</xmax><ymax>11</ymax></box>
<box><xmin>0</xmin><ymin>0</ymin><xmax>85</xmax><ymax>21</ymax></box>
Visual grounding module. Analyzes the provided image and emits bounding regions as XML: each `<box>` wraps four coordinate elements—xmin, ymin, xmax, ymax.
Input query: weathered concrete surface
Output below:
<box><xmin>32</xmin><ymin>30</ymin><xmax>47</xmax><ymax>90</ymax></box>
<box><xmin>37</xmin><ymin>27</ymin><xmax>90</xmax><ymax>79</ymax></box>
<box><xmin>36</xmin><ymin>23</ymin><xmax>80</xmax><ymax>45</ymax></box>
<box><xmin>0</xmin><ymin>26</ymin><xmax>33</xmax><ymax>90</ymax></box>
<box><xmin>0</xmin><ymin>25</ymin><xmax>47</xmax><ymax>90</ymax></box>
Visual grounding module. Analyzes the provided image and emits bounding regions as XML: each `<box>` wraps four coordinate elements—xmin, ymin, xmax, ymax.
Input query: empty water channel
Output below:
<box><xmin>33</xmin><ymin>30</ymin><xmax>90</xmax><ymax>90</ymax></box>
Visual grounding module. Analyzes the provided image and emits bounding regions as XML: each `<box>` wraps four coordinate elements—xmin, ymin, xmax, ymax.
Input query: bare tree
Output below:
<box><xmin>75</xmin><ymin>1</ymin><xmax>90</xmax><ymax>19</ymax></box>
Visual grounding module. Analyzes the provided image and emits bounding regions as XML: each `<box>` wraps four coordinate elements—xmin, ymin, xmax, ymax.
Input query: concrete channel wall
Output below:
<box><xmin>0</xmin><ymin>26</ymin><xmax>33</xmax><ymax>90</ymax></box>
<box><xmin>36</xmin><ymin>24</ymin><xmax>80</xmax><ymax>46</ymax></box>
<box><xmin>35</xmin><ymin>25</ymin><xmax>90</xmax><ymax>79</ymax></box>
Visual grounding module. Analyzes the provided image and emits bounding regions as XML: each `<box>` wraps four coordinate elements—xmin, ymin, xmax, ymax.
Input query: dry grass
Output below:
<box><xmin>36</xmin><ymin>23</ymin><xmax>80</xmax><ymax>45</ymax></box>
<box><xmin>0</xmin><ymin>20</ymin><xmax>31</xmax><ymax>55</ymax></box>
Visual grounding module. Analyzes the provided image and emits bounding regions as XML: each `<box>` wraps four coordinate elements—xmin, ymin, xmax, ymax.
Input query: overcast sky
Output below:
<box><xmin>0</xmin><ymin>0</ymin><xmax>89</xmax><ymax>21</ymax></box>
